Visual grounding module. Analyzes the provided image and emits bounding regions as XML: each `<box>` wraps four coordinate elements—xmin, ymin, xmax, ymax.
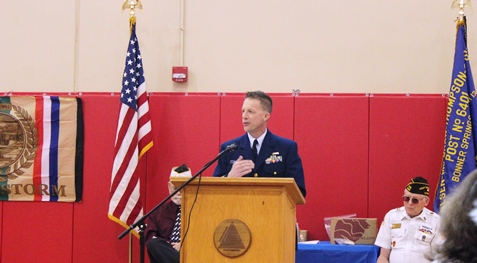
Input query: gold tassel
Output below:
<box><xmin>130</xmin><ymin>16</ymin><xmax>136</xmax><ymax>34</ymax></box>
<box><xmin>456</xmin><ymin>16</ymin><xmax>466</xmax><ymax>29</ymax></box>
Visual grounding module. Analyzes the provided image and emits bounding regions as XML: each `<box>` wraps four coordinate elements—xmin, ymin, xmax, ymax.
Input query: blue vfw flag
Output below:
<box><xmin>434</xmin><ymin>18</ymin><xmax>477</xmax><ymax>213</ymax></box>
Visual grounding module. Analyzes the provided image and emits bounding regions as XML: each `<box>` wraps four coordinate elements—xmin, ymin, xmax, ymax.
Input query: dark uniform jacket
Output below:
<box><xmin>213</xmin><ymin>130</ymin><xmax>306</xmax><ymax>197</ymax></box>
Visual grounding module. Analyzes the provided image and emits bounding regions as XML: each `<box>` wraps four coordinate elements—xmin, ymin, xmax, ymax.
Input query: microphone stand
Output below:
<box><xmin>118</xmin><ymin>144</ymin><xmax>236</xmax><ymax>263</ymax></box>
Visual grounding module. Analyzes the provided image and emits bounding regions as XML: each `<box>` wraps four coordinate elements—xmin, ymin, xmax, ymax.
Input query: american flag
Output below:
<box><xmin>108</xmin><ymin>22</ymin><xmax>153</xmax><ymax>236</ymax></box>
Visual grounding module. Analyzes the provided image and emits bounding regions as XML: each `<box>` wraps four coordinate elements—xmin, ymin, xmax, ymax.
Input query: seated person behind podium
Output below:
<box><xmin>375</xmin><ymin>177</ymin><xmax>440</xmax><ymax>263</ymax></box>
<box><xmin>212</xmin><ymin>90</ymin><xmax>306</xmax><ymax>197</ymax></box>
<box><xmin>144</xmin><ymin>165</ymin><xmax>191</xmax><ymax>263</ymax></box>
<box><xmin>430</xmin><ymin>169</ymin><xmax>477</xmax><ymax>263</ymax></box>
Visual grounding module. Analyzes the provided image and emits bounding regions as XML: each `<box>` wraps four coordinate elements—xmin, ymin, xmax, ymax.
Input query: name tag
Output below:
<box><xmin>392</xmin><ymin>223</ymin><xmax>401</xmax><ymax>229</ymax></box>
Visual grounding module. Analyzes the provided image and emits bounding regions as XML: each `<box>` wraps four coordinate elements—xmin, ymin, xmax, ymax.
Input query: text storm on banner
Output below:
<box><xmin>0</xmin><ymin>96</ymin><xmax>83</xmax><ymax>202</ymax></box>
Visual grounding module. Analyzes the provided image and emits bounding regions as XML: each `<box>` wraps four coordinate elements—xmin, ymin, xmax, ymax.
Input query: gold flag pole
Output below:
<box><xmin>129</xmin><ymin>233</ymin><xmax>133</xmax><ymax>263</ymax></box>
<box><xmin>459</xmin><ymin>0</ymin><xmax>466</xmax><ymax>21</ymax></box>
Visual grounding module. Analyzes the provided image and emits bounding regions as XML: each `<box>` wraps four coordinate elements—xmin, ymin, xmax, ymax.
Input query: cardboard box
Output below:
<box><xmin>330</xmin><ymin>218</ymin><xmax>377</xmax><ymax>245</ymax></box>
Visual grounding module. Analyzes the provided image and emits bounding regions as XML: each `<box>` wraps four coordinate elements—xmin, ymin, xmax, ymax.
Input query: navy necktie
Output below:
<box><xmin>170</xmin><ymin>206</ymin><xmax>181</xmax><ymax>243</ymax></box>
<box><xmin>252</xmin><ymin>139</ymin><xmax>258</xmax><ymax>161</ymax></box>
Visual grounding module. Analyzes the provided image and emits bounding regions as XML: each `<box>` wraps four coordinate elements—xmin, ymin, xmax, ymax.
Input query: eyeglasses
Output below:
<box><xmin>402</xmin><ymin>196</ymin><xmax>424</xmax><ymax>204</ymax></box>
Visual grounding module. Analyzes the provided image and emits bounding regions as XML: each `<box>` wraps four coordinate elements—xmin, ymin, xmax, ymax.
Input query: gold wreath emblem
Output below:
<box><xmin>0</xmin><ymin>103</ymin><xmax>38</xmax><ymax>181</ymax></box>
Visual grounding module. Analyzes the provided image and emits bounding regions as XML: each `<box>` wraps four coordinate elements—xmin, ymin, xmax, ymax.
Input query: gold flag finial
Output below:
<box><xmin>121</xmin><ymin>0</ymin><xmax>143</xmax><ymax>21</ymax></box>
<box><xmin>452</xmin><ymin>0</ymin><xmax>472</xmax><ymax>22</ymax></box>
<box><xmin>121</xmin><ymin>0</ymin><xmax>143</xmax><ymax>30</ymax></box>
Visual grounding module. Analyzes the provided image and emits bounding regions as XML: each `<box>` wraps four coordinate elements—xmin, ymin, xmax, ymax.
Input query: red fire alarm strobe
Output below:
<box><xmin>172</xmin><ymin>66</ymin><xmax>188</xmax><ymax>83</ymax></box>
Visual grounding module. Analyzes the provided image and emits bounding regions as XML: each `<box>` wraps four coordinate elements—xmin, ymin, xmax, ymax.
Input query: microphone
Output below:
<box><xmin>225</xmin><ymin>143</ymin><xmax>238</xmax><ymax>152</ymax></box>
<box><xmin>218</xmin><ymin>143</ymin><xmax>238</xmax><ymax>156</ymax></box>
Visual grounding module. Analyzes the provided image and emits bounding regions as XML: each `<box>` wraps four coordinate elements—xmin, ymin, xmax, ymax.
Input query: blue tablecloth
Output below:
<box><xmin>296</xmin><ymin>241</ymin><xmax>380</xmax><ymax>263</ymax></box>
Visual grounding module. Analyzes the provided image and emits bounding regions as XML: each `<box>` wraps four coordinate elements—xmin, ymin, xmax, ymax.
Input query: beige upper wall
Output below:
<box><xmin>1</xmin><ymin>0</ymin><xmax>474</xmax><ymax>94</ymax></box>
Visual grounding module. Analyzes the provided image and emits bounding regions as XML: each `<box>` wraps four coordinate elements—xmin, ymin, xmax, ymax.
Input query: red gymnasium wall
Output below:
<box><xmin>0</xmin><ymin>93</ymin><xmax>446</xmax><ymax>263</ymax></box>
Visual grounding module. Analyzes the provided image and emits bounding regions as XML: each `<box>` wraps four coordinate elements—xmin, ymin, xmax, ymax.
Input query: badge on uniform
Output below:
<box><xmin>391</xmin><ymin>223</ymin><xmax>401</xmax><ymax>229</ymax></box>
<box><xmin>266</xmin><ymin>152</ymin><xmax>282</xmax><ymax>164</ymax></box>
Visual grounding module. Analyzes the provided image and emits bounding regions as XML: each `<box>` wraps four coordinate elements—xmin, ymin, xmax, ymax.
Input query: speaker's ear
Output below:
<box><xmin>264</xmin><ymin>112</ymin><xmax>271</xmax><ymax>122</ymax></box>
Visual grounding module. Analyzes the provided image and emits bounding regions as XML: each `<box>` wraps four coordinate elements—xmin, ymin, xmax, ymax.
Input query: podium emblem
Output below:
<box><xmin>214</xmin><ymin>219</ymin><xmax>251</xmax><ymax>258</ymax></box>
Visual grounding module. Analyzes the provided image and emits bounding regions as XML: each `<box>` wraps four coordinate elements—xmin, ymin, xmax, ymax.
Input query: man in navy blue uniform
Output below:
<box><xmin>213</xmin><ymin>91</ymin><xmax>306</xmax><ymax>197</ymax></box>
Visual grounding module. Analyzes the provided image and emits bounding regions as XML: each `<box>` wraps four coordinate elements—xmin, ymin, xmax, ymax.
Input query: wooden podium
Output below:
<box><xmin>171</xmin><ymin>177</ymin><xmax>305</xmax><ymax>262</ymax></box>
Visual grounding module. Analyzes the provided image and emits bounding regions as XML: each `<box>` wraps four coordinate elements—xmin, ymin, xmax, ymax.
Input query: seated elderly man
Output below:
<box><xmin>144</xmin><ymin>165</ymin><xmax>191</xmax><ymax>263</ymax></box>
<box><xmin>375</xmin><ymin>177</ymin><xmax>440</xmax><ymax>263</ymax></box>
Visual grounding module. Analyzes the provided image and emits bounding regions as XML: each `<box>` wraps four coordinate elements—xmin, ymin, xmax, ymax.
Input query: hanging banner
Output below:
<box><xmin>0</xmin><ymin>96</ymin><xmax>83</xmax><ymax>202</ymax></box>
<box><xmin>434</xmin><ymin>20</ymin><xmax>477</xmax><ymax>212</ymax></box>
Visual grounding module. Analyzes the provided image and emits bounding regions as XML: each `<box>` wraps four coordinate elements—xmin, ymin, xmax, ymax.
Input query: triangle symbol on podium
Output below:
<box><xmin>218</xmin><ymin>222</ymin><xmax>246</xmax><ymax>250</ymax></box>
